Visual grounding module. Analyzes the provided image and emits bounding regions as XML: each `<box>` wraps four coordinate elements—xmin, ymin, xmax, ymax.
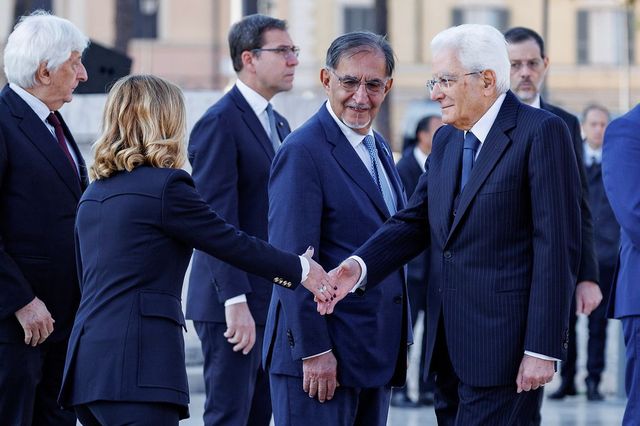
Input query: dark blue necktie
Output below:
<box><xmin>460</xmin><ymin>131</ymin><xmax>480</xmax><ymax>192</ymax></box>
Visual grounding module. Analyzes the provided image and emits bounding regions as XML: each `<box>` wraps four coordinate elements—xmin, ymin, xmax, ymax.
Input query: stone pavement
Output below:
<box><xmin>180</xmin><ymin>391</ymin><xmax>626</xmax><ymax>425</ymax></box>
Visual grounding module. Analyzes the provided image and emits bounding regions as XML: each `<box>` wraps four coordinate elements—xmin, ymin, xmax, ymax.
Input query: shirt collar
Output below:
<box><xmin>413</xmin><ymin>146</ymin><xmax>428</xmax><ymax>172</ymax></box>
<box><xmin>325</xmin><ymin>101</ymin><xmax>374</xmax><ymax>149</ymax></box>
<box><xmin>467</xmin><ymin>92</ymin><xmax>507</xmax><ymax>144</ymax></box>
<box><xmin>235</xmin><ymin>78</ymin><xmax>270</xmax><ymax>117</ymax></box>
<box><xmin>9</xmin><ymin>82</ymin><xmax>52</xmax><ymax>122</ymax></box>
<box><xmin>530</xmin><ymin>94</ymin><xmax>542</xmax><ymax>109</ymax></box>
<box><xmin>583</xmin><ymin>142</ymin><xmax>602</xmax><ymax>165</ymax></box>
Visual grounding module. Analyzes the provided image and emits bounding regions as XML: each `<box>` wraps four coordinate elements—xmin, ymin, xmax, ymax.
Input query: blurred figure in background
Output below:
<box><xmin>391</xmin><ymin>114</ymin><xmax>441</xmax><ymax>408</ymax></box>
<box><xmin>0</xmin><ymin>11</ymin><xmax>88</xmax><ymax>425</ymax></box>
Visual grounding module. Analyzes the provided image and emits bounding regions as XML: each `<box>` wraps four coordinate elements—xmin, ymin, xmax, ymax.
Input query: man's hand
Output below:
<box><xmin>14</xmin><ymin>297</ymin><xmax>54</xmax><ymax>346</ymax></box>
<box><xmin>223</xmin><ymin>302</ymin><xmax>256</xmax><ymax>355</ymax></box>
<box><xmin>300</xmin><ymin>247</ymin><xmax>334</xmax><ymax>304</ymax></box>
<box><xmin>316</xmin><ymin>259</ymin><xmax>362</xmax><ymax>315</ymax></box>
<box><xmin>516</xmin><ymin>354</ymin><xmax>555</xmax><ymax>393</ymax></box>
<box><xmin>575</xmin><ymin>281</ymin><xmax>602</xmax><ymax>315</ymax></box>
<box><xmin>303</xmin><ymin>351</ymin><xmax>339</xmax><ymax>403</ymax></box>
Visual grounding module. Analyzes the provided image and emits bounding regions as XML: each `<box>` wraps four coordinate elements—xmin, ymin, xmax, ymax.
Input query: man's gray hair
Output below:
<box><xmin>4</xmin><ymin>10</ymin><xmax>89</xmax><ymax>89</ymax></box>
<box><xmin>325</xmin><ymin>31</ymin><xmax>395</xmax><ymax>77</ymax></box>
<box><xmin>431</xmin><ymin>24</ymin><xmax>510</xmax><ymax>94</ymax></box>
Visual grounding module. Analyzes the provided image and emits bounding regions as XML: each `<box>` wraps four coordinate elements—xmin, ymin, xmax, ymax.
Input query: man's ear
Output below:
<box><xmin>35</xmin><ymin>62</ymin><xmax>51</xmax><ymax>85</ymax></box>
<box><xmin>241</xmin><ymin>50</ymin><xmax>255</xmax><ymax>73</ymax></box>
<box><xmin>482</xmin><ymin>69</ymin><xmax>497</xmax><ymax>93</ymax></box>
<box><xmin>320</xmin><ymin>68</ymin><xmax>331</xmax><ymax>91</ymax></box>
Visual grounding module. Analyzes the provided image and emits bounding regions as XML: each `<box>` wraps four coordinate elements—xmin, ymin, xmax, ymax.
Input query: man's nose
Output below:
<box><xmin>429</xmin><ymin>84</ymin><xmax>443</xmax><ymax>101</ymax></box>
<box><xmin>77</xmin><ymin>63</ymin><xmax>88</xmax><ymax>82</ymax></box>
<box><xmin>352</xmin><ymin>83</ymin><xmax>369</xmax><ymax>102</ymax></box>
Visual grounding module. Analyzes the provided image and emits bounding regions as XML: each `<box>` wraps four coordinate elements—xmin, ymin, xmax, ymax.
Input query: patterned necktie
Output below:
<box><xmin>362</xmin><ymin>135</ymin><xmax>396</xmax><ymax>215</ymax></box>
<box><xmin>47</xmin><ymin>112</ymin><xmax>78</xmax><ymax>177</ymax></box>
<box><xmin>460</xmin><ymin>131</ymin><xmax>480</xmax><ymax>192</ymax></box>
<box><xmin>266</xmin><ymin>103</ymin><xmax>281</xmax><ymax>152</ymax></box>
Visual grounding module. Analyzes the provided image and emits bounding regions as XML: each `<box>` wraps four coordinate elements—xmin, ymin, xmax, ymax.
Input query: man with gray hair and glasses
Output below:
<box><xmin>0</xmin><ymin>10</ymin><xmax>89</xmax><ymax>425</ymax></box>
<box><xmin>263</xmin><ymin>31</ymin><xmax>409</xmax><ymax>425</ymax></box>
<box><xmin>326</xmin><ymin>24</ymin><xmax>581</xmax><ymax>425</ymax></box>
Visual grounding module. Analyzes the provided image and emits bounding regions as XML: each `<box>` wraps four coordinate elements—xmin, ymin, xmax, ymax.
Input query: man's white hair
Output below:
<box><xmin>4</xmin><ymin>10</ymin><xmax>89</xmax><ymax>89</ymax></box>
<box><xmin>431</xmin><ymin>24</ymin><xmax>510</xmax><ymax>94</ymax></box>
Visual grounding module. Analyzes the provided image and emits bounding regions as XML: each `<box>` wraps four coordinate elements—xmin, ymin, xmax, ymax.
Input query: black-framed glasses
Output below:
<box><xmin>328</xmin><ymin>69</ymin><xmax>389</xmax><ymax>95</ymax></box>
<box><xmin>426</xmin><ymin>71</ymin><xmax>483</xmax><ymax>92</ymax></box>
<box><xmin>252</xmin><ymin>46</ymin><xmax>300</xmax><ymax>59</ymax></box>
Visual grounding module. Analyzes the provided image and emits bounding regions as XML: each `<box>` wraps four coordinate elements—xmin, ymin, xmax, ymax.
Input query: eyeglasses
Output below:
<box><xmin>252</xmin><ymin>46</ymin><xmax>300</xmax><ymax>59</ymax></box>
<box><xmin>328</xmin><ymin>69</ymin><xmax>389</xmax><ymax>95</ymax></box>
<box><xmin>426</xmin><ymin>71</ymin><xmax>483</xmax><ymax>92</ymax></box>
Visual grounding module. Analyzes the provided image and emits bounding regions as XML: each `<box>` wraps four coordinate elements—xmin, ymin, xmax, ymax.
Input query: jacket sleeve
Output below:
<box><xmin>161</xmin><ymin>169</ymin><xmax>302</xmax><ymax>290</ymax></box>
<box><xmin>267</xmin><ymin>141</ymin><xmax>333</xmax><ymax>359</ymax></box>
<box><xmin>0</xmin><ymin>130</ymin><xmax>35</xmax><ymax>319</ymax></box>
<box><xmin>602</xmin><ymin>114</ymin><xmax>640</xmax><ymax>249</ymax></box>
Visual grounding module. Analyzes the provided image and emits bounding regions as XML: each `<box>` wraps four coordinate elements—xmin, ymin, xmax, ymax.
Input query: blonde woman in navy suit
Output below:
<box><xmin>58</xmin><ymin>75</ymin><xmax>333</xmax><ymax>425</ymax></box>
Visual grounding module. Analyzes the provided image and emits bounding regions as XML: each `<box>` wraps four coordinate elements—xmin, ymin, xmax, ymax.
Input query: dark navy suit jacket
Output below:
<box><xmin>186</xmin><ymin>85</ymin><xmax>291</xmax><ymax>325</ymax></box>
<box><xmin>541</xmin><ymin>99</ymin><xmax>599</xmax><ymax>284</ymax></box>
<box><xmin>602</xmin><ymin>104</ymin><xmax>640</xmax><ymax>318</ymax></box>
<box><xmin>263</xmin><ymin>103</ymin><xmax>410</xmax><ymax>388</ymax></box>
<box><xmin>58</xmin><ymin>167</ymin><xmax>302</xmax><ymax>418</ymax></box>
<box><xmin>0</xmin><ymin>84</ymin><xmax>88</xmax><ymax>343</ymax></box>
<box><xmin>354</xmin><ymin>91</ymin><xmax>581</xmax><ymax>387</ymax></box>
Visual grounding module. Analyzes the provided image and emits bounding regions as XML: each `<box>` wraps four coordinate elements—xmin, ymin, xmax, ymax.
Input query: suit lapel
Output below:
<box><xmin>230</xmin><ymin>86</ymin><xmax>276</xmax><ymax>161</ymax></box>
<box><xmin>438</xmin><ymin>129</ymin><xmax>463</xmax><ymax>241</ymax></box>
<box><xmin>3</xmin><ymin>87</ymin><xmax>83</xmax><ymax>198</ymax></box>
<box><xmin>446</xmin><ymin>92</ymin><xmax>518</xmax><ymax>243</ymax></box>
<box><xmin>318</xmin><ymin>106</ymin><xmax>391</xmax><ymax>219</ymax></box>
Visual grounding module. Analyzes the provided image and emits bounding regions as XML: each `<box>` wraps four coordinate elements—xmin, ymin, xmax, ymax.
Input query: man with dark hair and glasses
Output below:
<box><xmin>504</xmin><ymin>27</ymin><xmax>602</xmax><ymax>410</ymax></box>
<box><xmin>263</xmin><ymin>31</ymin><xmax>409</xmax><ymax>426</ymax></box>
<box><xmin>186</xmin><ymin>13</ymin><xmax>298</xmax><ymax>426</ymax></box>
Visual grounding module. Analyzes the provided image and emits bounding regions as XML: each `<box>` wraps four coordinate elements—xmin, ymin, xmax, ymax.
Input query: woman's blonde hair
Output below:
<box><xmin>90</xmin><ymin>74</ymin><xmax>187</xmax><ymax>180</ymax></box>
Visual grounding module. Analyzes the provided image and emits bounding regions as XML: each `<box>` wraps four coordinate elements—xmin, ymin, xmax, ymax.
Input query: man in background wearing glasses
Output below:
<box><xmin>504</xmin><ymin>27</ymin><xmax>602</xmax><ymax>420</ymax></box>
<box><xmin>326</xmin><ymin>24</ymin><xmax>581</xmax><ymax>425</ymax></box>
<box><xmin>186</xmin><ymin>14</ymin><xmax>298</xmax><ymax>426</ymax></box>
<box><xmin>263</xmin><ymin>31</ymin><xmax>409</xmax><ymax>426</ymax></box>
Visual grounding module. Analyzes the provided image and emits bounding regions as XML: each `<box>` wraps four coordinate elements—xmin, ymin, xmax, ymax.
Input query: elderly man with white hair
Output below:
<box><xmin>0</xmin><ymin>10</ymin><xmax>89</xmax><ymax>425</ymax></box>
<box><xmin>330</xmin><ymin>24</ymin><xmax>582</xmax><ymax>425</ymax></box>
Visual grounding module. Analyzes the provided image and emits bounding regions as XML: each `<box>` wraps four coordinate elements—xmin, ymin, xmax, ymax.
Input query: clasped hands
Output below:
<box><xmin>300</xmin><ymin>250</ymin><xmax>361</xmax><ymax>315</ymax></box>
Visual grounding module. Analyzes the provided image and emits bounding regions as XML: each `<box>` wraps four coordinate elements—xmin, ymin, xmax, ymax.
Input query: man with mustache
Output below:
<box><xmin>263</xmin><ymin>31</ymin><xmax>410</xmax><ymax>426</ymax></box>
<box><xmin>504</xmin><ymin>26</ymin><xmax>602</xmax><ymax>406</ymax></box>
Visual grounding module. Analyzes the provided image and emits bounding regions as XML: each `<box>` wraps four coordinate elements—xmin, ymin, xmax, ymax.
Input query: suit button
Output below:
<box><xmin>563</xmin><ymin>342</ymin><xmax>568</xmax><ymax>350</ymax></box>
<box><xmin>438</xmin><ymin>287</ymin><xmax>442</xmax><ymax>293</ymax></box>
<box><xmin>444</xmin><ymin>251</ymin><xmax>452</xmax><ymax>259</ymax></box>
<box><xmin>393</xmin><ymin>296</ymin><xmax>402</xmax><ymax>304</ymax></box>
<box><xmin>452</xmin><ymin>209</ymin><xmax>457</xmax><ymax>216</ymax></box>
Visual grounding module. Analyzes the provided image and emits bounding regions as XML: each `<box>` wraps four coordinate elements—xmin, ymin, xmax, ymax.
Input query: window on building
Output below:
<box><xmin>134</xmin><ymin>0</ymin><xmax>158</xmax><ymax>39</ymax></box>
<box><xmin>14</xmin><ymin>0</ymin><xmax>53</xmax><ymax>23</ymax></box>
<box><xmin>452</xmin><ymin>7</ymin><xmax>510</xmax><ymax>32</ymax></box>
<box><xmin>344</xmin><ymin>6</ymin><xmax>376</xmax><ymax>33</ymax></box>
<box><xmin>577</xmin><ymin>9</ymin><xmax>634</xmax><ymax>65</ymax></box>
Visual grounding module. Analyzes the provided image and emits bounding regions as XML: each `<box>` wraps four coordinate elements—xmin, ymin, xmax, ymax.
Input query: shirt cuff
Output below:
<box><xmin>524</xmin><ymin>350</ymin><xmax>560</xmax><ymax>362</ymax></box>
<box><xmin>224</xmin><ymin>294</ymin><xmax>247</xmax><ymax>306</ymax></box>
<box><xmin>299</xmin><ymin>256</ymin><xmax>310</xmax><ymax>283</ymax></box>
<box><xmin>302</xmin><ymin>349</ymin><xmax>332</xmax><ymax>360</ymax></box>
<box><xmin>348</xmin><ymin>256</ymin><xmax>367</xmax><ymax>292</ymax></box>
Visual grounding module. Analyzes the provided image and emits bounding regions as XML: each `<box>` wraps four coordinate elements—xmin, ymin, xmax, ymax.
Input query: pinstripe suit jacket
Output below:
<box><xmin>354</xmin><ymin>91</ymin><xmax>581</xmax><ymax>386</ymax></box>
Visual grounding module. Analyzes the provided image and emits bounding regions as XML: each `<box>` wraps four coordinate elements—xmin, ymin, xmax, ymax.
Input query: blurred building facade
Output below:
<box><xmin>2</xmin><ymin>0</ymin><xmax>639</xmax><ymax>149</ymax></box>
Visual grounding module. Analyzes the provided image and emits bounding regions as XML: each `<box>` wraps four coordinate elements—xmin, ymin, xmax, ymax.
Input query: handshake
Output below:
<box><xmin>299</xmin><ymin>247</ymin><xmax>362</xmax><ymax>315</ymax></box>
